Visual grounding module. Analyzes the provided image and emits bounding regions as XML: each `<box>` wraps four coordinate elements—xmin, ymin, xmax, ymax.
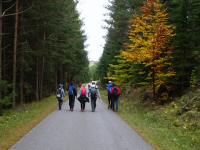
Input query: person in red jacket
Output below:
<box><xmin>79</xmin><ymin>85</ymin><xmax>88</xmax><ymax>111</ymax></box>
<box><xmin>111</xmin><ymin>83</ymin><xmax>121</xmax><ymax>112</ymax></box>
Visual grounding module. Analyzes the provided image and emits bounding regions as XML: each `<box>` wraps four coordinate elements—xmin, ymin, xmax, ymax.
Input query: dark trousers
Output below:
<box><xmin>91</xmin><ymin>97</ymin><xmax>97</xmax><ymax>112</ymax></box>
<box><xmin>112</xmin><ymin>96</ymin><xmax>119</xmax><ymax>111</ymax></box>
<box><xmin>58</xmin><ymin>99</ymin><xmax>63</xmax><ymax>110</ymax></box>
<box><xmin>69</xmin><ymin>95</ymin><xmax>75</xmax><ymax>109</ymax></box>
<box><xmin>111</xmin><ymin>97</ymin><xmax>114</xmax><ymax>110</ymax></box>
<box><xmin>108</xmin><ymin>92</ymin><xmax>112</xmax><ymax>109</ymax></box>
<box><xmin>81</xmin><ymin>102</ymin><xmax>85</xmax><ymax>110</ymax></box>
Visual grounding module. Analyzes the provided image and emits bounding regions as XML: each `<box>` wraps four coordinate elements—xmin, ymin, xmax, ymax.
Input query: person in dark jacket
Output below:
<box><xmin>67</xmin><ymin>82</ymin><xmax>77</xmax><ymax>111</ymax></box>
<box><xmin>111</xmin><ymin>83</ymin><xmax>121</xmax><ymax>112</ymax></box>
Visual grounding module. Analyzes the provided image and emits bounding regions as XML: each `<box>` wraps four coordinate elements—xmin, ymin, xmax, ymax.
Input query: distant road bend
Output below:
<box><xmin>11</xmin><ymin>99</ymin><xmax>153</xmax><ymax>150</ymax></box>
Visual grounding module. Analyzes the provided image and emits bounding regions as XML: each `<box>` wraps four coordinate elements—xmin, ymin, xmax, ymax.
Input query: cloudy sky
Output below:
<box><xmin>76</xmin><ymin>0</ymin><xmax>110</xmax><ymax>61</ymax></box>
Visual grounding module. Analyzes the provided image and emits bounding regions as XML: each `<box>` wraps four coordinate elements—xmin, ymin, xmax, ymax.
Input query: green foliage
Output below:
<box><xmin>107</xmin><ymin>56</ymin><xmax>147</xmax><ymax>86</ymax></box>
<box><xmin>0</xmin><ymin>80</ymin><xmax>13</xmax><ymax>112</ymax></box>
<box><xmin>0</xmin><ymin>95</ymin><xmax>13</xmax><ymax>110</ymax></box>
<box><xmin>166</xmin><ymin>0</ymin><xmax>200</xmax><ymax>91</ymax></box>
<box><xmin>190</xmin><ymin>69</ymin><xmax>200</xmax><ymax>88</ymax></box>
<box><xmin>89</xmin><ymin>64</ymin><xmax>98</xmax><ymax>81</ymax></box>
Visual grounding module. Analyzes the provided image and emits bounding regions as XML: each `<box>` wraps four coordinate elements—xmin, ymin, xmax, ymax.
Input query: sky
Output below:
<box><xmin>76</xmin><ymin>0</ymin><xmax>110</xmax><ymax>62</ymax></box>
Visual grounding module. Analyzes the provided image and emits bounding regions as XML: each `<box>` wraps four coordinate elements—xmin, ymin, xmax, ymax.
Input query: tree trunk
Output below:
<box><xmin>19</xmin><ymin>2</ymin><xmax>23</xmax><ymax>104</ymax></box>
<box><xmin>0</xmin><ymin>1</ymin><xmax>2</xmax><ymax>99</ymax></box>
<box><xmin>0</xmin><ymin>4</ymin><xmax>2</xmax><ymax>113</ymax></box>
<box><xmin>55</xmin><ymin>70</ymin><xmax>58</xmax><ymax>90</ymax></box>
<box><xmin>40</xmin><ymin>31</ymin><xmax>46</xmax><ymax>99</ymax></box>
<box><xmin>13</xmin><ymin>0</ymin><xmax>19</xmax><ymax>107</ymax></box>
<box><xmin>36</xmin><ymin>57</ymin><xmax>39</xmax><ymax>100</ymax></box>
<box><xmin>40</xmin><ymin>56</ymin><xmax>45</xmax><ymax>98</ymax></box>
<box><xmin>20</xmin><ymin>57</ymin><xmax>23</xmax><ymax>104</ymax></box>
<box><xmin>152</xmin><ymin>67</ymin><xmax>155</xmax><ymax>100</ymax></box>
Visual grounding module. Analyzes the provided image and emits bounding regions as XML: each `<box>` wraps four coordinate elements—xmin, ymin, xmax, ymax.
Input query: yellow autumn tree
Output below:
<box><xmin>121</xmin><ymin>0</ymin><xmax>175</xmax><ymax>98</ymax></box>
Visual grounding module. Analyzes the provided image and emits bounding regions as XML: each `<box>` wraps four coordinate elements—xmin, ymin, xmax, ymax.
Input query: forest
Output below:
<box><xmin>0</xmin><ymin>0</ymin><xmax>89</xmax><ymax>111</ymax></box>
<box><xmin>97</xmin><ymin>1</ymin><xmax>200</xmax><ymax>148</ymax></box>
<box><xmin>98</xmin><ymin>0</ymin><xmax>200</xmax><ymax>102</ymax></box>
<box><xmin>0</xmin><ymin>0</ymin><xmax>200</xmax><ymax>149</ymax></box>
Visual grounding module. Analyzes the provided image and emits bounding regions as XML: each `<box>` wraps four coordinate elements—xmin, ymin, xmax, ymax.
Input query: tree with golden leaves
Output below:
<box><xmin>121</xmin><ymin>0</ymin><xmax>175</xmax><ymax>98</ymax></box>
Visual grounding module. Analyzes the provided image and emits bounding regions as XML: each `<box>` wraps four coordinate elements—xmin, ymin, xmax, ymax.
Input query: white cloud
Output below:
<box><xmin>76</xmin><ymin>0</ymin><xmax>109</xmax><ymax>61</ymax></box>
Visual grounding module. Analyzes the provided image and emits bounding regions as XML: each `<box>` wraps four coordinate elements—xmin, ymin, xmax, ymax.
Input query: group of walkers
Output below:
<box><xmin>107</xmin><ymin>81</ymin><xmax>121</xmax><ymax>112</ymax></box>
<box><xmin>56</xmin><ymin>81</ymin><xmax>100</xmax><ymax>112</ymax></box>
<box><xmin>56</xmin><ymin>80</ymin><xmax>121</xmax><ymax>112</ymax></box>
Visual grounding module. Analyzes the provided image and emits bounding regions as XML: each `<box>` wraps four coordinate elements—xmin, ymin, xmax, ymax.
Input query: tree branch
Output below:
<box><xmin>2</xmin><ymin>2</ymin><xmax>16</xmax><ymax>16</ymax></box>
<box><xmin>1</xmin><ymin>5</ymin><xmax>32</xmax><ymax>18</ymax></box>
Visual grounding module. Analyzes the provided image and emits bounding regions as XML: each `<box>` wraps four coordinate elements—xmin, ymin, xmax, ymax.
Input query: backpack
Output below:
<box><xmin>68</xmin><ymin>85</ymin><xmax>74</xmax><ymax>95</ymax></box>
<box><xmin>56</xmin><ymin>88</ymin><xmax>62</xmax><ymax>98</ymax></box>
<box><xmin>90</xmin><ymin>87</ymin><xmax>97</xmax><ymax>98</ymax></box>
<box><xmin>113</xmin><ymin>87</ymin><xmax>119</xmax><ymax>98</ymax></box>
<box><xmin>108</xmin><ymin>84</ymin><xmax>112</xmax><ymax>93</ymax></box>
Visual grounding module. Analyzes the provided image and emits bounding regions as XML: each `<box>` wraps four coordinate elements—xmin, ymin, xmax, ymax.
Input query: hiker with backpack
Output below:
<box><xmin>107</xmin><ymin>81</ymin><xmax>113</xmax><ymax>109</ymax></box>
<box><xmin>111</xmin><ymin>83</ymin><xmax>121</xmax><ymax>112</ymax></box>
<box><xmin>67</xmin><ymin>82</ymin><xmax>77</xmax><ymax>111</ymax></box>
<box><xmin>88</xmin><ymin>81</ymin><xmax>99</xmax><ymax>112</ymax></box>
<box><xmin>78</xmin><ymin>84</ymin><xmax>89</xmax><ymax>111</ymax></box>
<box><xmin>56</xmin><ymin>83</ymin><xmax>65</xmax><ymax>110</ymax></box>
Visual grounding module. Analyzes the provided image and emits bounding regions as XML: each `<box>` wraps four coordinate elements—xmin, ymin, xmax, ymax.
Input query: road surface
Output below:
<box><xmin>10</xmin><ymin>98</ymin><xmax>153</xmax><ymax>150</ymax></box>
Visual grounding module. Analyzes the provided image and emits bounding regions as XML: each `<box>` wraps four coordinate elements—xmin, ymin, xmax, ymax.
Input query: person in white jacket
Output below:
<box><xmin>88</xmin><ymin>81</ymin><xmax>100</xmax><ymax>112</ymax></box>
<box><xmin>56</xmin><ymin>84</ymin><xmax>65</xmax><ymax>110</ymax></box>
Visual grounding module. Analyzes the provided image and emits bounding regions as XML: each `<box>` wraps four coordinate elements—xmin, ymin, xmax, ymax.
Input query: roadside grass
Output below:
<box><xmin>100</xmin><ymin>89</ymin><xmax>200</xmax><ymax>150</ymax></box>
<box><xmin>0</xmin><ymin>96</ymin><xmax>58</xmax><ymax>150</ymax></box>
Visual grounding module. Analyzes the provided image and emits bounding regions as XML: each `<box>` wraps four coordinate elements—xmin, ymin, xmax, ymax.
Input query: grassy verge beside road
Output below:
<box><xmin>100</xmin><ymin>89</ymin><xmax>200</xmax><ymax>150</ymax></box>
<box><xmin>0</xmin><ymin>96</ymin><xmax>57</xmax><ymax>150</ymax></box>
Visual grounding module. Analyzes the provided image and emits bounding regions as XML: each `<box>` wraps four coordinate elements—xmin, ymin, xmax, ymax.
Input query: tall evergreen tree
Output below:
<box><xmin>0</xmin><ymin>0</ymin><xmax>89</xmax><ymax>109</ymax></box>
<box><xmin>98</xmin><ymin>0</ymin><xmax>135</xmax><ymax>82</ymax></box>
<box><xmin>167</xmin><ymin>0</ymin><xmax>200</xmax><ymax>91</ymax></box>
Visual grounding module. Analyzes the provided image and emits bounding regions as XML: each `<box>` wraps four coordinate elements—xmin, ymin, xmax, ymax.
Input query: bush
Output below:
<box><xmin>0</xmin><ymin>80</ymin><xmax>13</xmax><ymax>113</ymax></box>
<box><xmin>0</xmin><ymin>95</ymin><xmax>13</xmax><ymax>109</ymax></box>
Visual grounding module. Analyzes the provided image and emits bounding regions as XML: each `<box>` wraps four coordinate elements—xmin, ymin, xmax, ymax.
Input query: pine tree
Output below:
<box><xmin>98</xmin><ymin>0</ymin><xmax>135</xmax><ymax>82</ymax></box>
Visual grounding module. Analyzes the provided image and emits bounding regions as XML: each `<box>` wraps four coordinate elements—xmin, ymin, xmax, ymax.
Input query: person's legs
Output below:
<box><xmin>69</xmin><ymin>95</ymin><xmax>73</xmax><ymax>110</ymax></box>
<box><xmin>91</xmin><ymin>98</ymin><xmax>94</xmax><ymax>112</ymax></box>
<box><xmin>58</xmin><ymin>99</ymin><xmax>62</xmax><ymax>110</ymax></box>
<box><xmin>81</xmin><ymin>102</ymin><xmax>83</xmax><ymax>111</ymax></box>
<box><xmin>83</xmin><ymin>102</ymin><xmax>85</xmax><ymax>110</ymax></box>
<box><xmin>111</xmin><ymin>97</ymin><xmax>114</xmax><ymax>110</ymax></box>
<box><xmin>107</xmin><ymin>94</ymin><xmax>110</xmax><ymax>109</ymax></box>
<box><xmin>71</xmin><ymin>96</ymin><xmax>75</xmax><ymax>111</ymax></box>
<box><xmin>94</xmin><ymin>98</ymin><xmax>96</xmax><ymax>110</ymax></box>
<box><xmin>115</xmin><ymin>97</ymin><xmax>119</xmax><ymax>112</ymax></box>
<box><xmin>108</xmin><ymin>93</ymin><xmax>111</xmax><ymax>109</ymax></box>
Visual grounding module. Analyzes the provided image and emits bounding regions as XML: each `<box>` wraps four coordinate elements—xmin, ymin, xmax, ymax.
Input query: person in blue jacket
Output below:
<box><xmin>107</xmin><ymin>81</ymin><xmax>113</xmax><ymax>109</ymax></box>
<box><xmin>67</xmin><ymin>82</ymin><xmax>77</xmax><ymax>111</ymax></box>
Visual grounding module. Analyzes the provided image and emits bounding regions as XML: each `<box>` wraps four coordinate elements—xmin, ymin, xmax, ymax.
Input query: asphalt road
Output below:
<box><xmin>10</xmin><ymin>98</ymin><xmax>153</xmax><ymax>150</ymax></box>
